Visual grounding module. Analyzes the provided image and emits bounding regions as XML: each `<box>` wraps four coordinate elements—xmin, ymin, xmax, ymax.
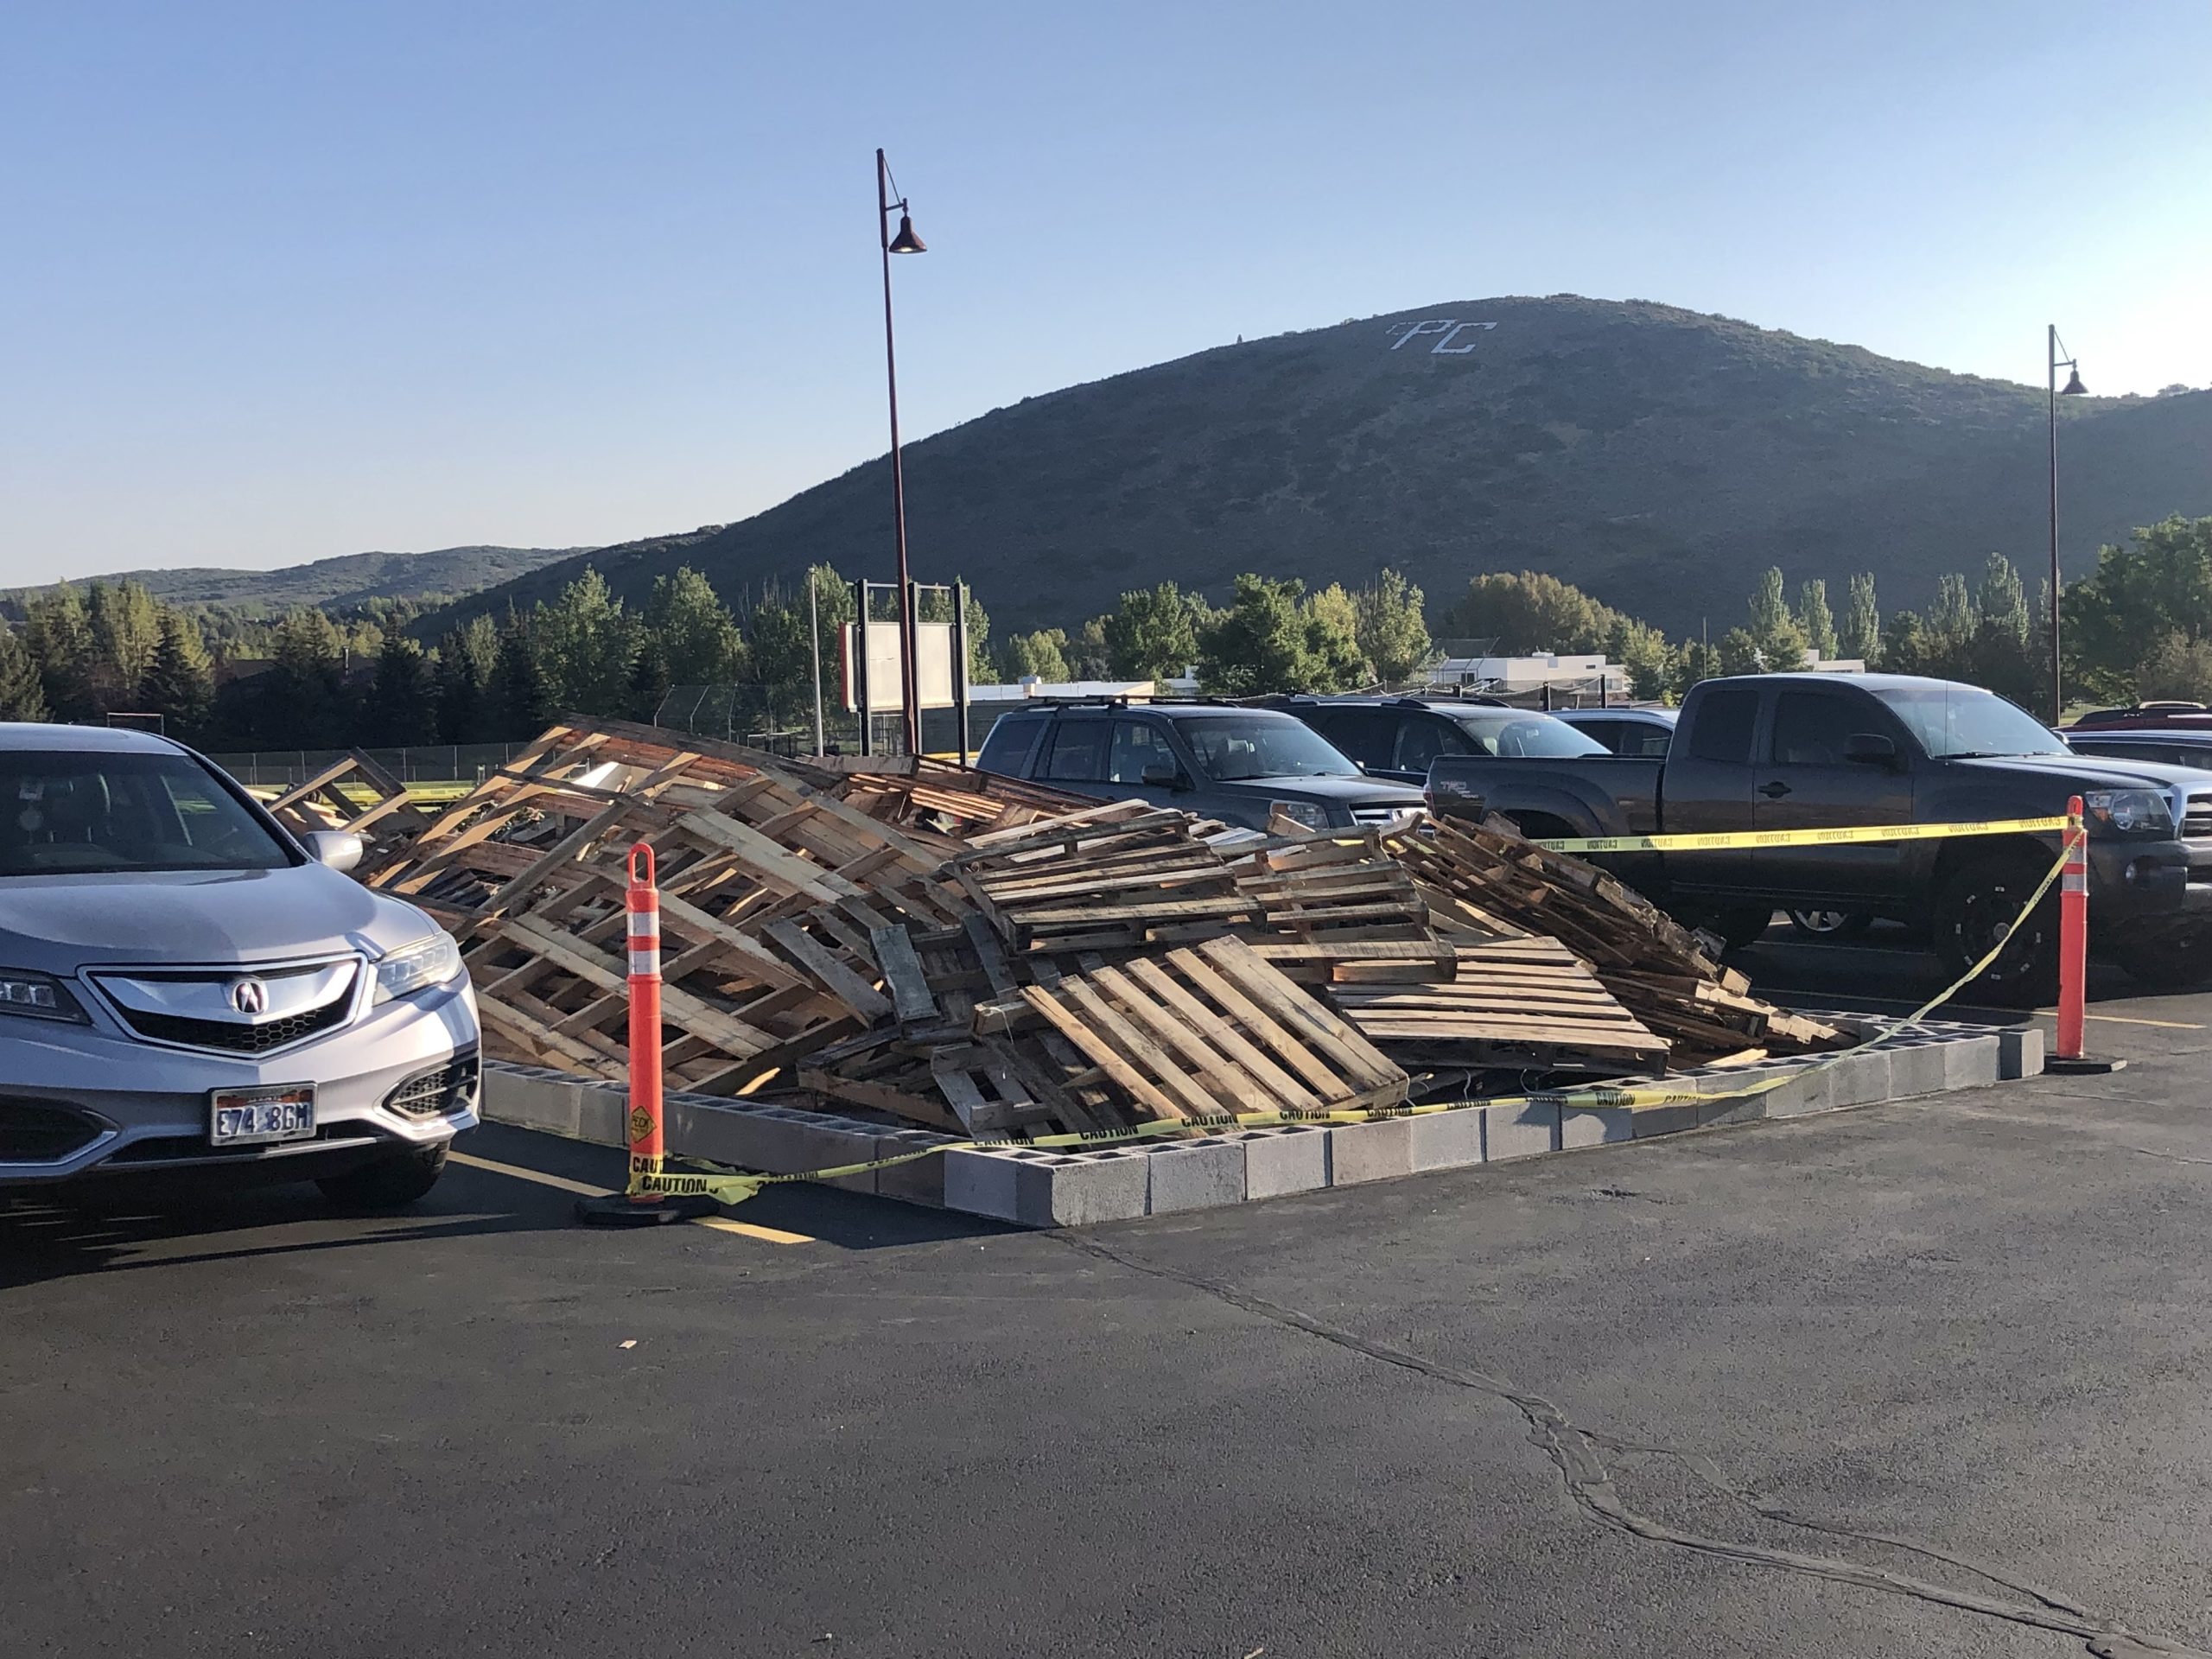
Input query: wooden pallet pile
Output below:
<box><xmin>358</xmin><ymin>717</ymin><xmax>1849</xmax><ymax>1147</ymax></box>
<box><xmin>1380</xmin><ymin>817</ymin><xmax>1843</xmax><ymax>1064</ymax></box>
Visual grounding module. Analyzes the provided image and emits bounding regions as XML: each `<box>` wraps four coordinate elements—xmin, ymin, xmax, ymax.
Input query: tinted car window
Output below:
<box><xmin>1039</xmin><ymin>720</ymin><xmax>1109</xmax><ymax>783</ymax></box>
<box><xmin>1305</xmin><ymin>707</ymin><xmax>1399</xmax><ymax>770</ymax></box>
<box><xmin>1618</xmin><ymin>722</ymin><xmax>1674</xmax><ymax>758</ymax></box>
<box><xmin>1570</xmin><ymin>719</ymin><xmax>1623</xmax><ymax>753</ymax></box>
<box><xmin>1688</xmin><ymin>688</ymin><xmax>1759</xmax><ymax>764</ymax></box>
<box><xmin>1395</xmin><ymin>715</ymin><xmax>1468</xmax><ymax>772</ymax></box>
<box><xmin>1769</xmin><ymin>693</ymin><xmax>1862</xmax><ymax>766</ymax></box>
<box><xmin>1180</xmin><ymin>716</ymin><xmax>1360</xmax><ymax>780</ymax></box>
<box><xmin>1453</xmin><ymin>713</ymin><xmax>1608</xmax><ymax>758</ymax></box>
<box><xmin>976</xmin><ymin>712</ymin><xmax>1046</xmax><ymax>774</ymax></box>
<box><xmin>1106</xmin><ymin>720</ymin><xmax>1179</xmax><ymax>784</ymax></box>
<box><xmin>0</xmin><ymin>751</ymin><xmax>292</xmax><ymax>877</ymax></box>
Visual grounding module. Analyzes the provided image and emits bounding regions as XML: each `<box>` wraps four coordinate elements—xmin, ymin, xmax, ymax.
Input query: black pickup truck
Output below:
<box><xmin>1425</xmin><ymin>671</ymin><xmax>2212</xmax><ymax>995</ymax></box>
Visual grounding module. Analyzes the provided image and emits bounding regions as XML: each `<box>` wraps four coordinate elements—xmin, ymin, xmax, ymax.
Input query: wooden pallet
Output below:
<box><xmin>1383</xmin><ymin>817</ymin><xmax>1844</xmax><ymax>1061</ymax></box>
<box><xmin>1009</xmin><ymin>936</ymin><xmax>1409</xmax><ymax>1123</ymax></box>
<box><xmin>1229</xmin><ymin>825</ymin><xmax>1455</xmax><ymax>983</ymax></box>
<box><xmin>264</xmin><ymin>750</ymin><xmax>437</xmax><ymax>850</ymax></box>
<box><xmin>950</xmin><ymin>802</ymin><xmax>1262</xmax><ymax>956</ymax></box>
<box><xmin>1330</xmin><ymin>939</ymin><xmax>1668</xmax><ymax>1075</ymax></box>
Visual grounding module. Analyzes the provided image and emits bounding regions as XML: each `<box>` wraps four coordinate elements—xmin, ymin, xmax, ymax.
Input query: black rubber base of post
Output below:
<box><xmin>575</xmin><ymin>1193</ymin><xmax>721</xmax><ymax>1227</ymax></box>
<box><xmin>2045</xmin><ymin>1055</ymin><xmax>2126</xmax><ymax>1076</ymax></box>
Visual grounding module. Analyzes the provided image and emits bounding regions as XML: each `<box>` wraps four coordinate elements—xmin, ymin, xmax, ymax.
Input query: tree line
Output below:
<box><xmin>4</xmin><ymin>514</ymin><xmax>2207</xmax><ymax>748</ymax></box>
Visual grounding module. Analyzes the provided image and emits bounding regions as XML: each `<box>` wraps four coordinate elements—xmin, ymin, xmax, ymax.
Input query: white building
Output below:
<box><xmin>1425</xmin><ymin>652</ymin><xmax>1630</xmax><ymax>701</ymax></box>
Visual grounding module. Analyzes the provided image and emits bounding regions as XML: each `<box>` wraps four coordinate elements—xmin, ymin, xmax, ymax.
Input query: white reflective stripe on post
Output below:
<box><xmin>629</xmin><ymin>946</ymin><xmax>659</xmax><ymax>976</ymax></box>
<box><xmin>2062</xmin><ymin>874</ymin><xmax>2089</xmax><ymax>893</ymax></box>
<box><xmin>627</xmin><ymin>907</ymin><xmax>657</xmax><ymax>938</ymax></box>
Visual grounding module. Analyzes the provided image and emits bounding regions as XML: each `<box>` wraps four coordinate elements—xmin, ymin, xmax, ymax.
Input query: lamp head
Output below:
<box><xmin>888</xmin><ymin>212</ymin><xmax>926</xmax><ymax>255</ymax></box>
<box><xmin>2061</xmin><ymin>367</ymin><xmax>2088</xmax><ymax>397</ymax></box>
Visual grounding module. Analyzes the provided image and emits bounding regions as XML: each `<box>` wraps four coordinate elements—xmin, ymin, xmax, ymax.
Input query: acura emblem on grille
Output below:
<box><xmin>230</xmin><ymin>977</ymin><xmax>268</xmax><ymax>1016</ymax></box>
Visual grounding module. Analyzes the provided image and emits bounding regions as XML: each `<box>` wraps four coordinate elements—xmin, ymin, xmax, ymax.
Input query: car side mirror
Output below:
<box><xmin>302</xmin><ymin>830</ymin><xmax>365</xmax><ymax>874</ymax></box>
<box><xmin>1844</xmin><ymin>733</ymin><xmax>1898</xmax><ymax>767</ymax></box>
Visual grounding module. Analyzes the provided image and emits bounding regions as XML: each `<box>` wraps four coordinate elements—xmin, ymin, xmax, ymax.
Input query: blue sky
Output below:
<box><xmin>3</xmin><ymin>0</ymin><xmax>2208</xmax><ymax>586</ymax></box>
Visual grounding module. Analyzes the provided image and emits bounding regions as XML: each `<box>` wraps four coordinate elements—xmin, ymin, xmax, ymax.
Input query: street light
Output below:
<box><xmin>876</xmin><ymin>147</ymin><xmax>926</xmax><ymax>757</ymax></box>
<box><xmin>2048</xmin><ymin>324</ymin><xmax>2088</xmax><ymax>722</ymax></box>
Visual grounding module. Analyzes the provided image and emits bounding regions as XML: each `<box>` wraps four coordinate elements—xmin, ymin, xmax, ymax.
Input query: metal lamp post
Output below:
<box><xmin>2047</xmin><ymin>325</ymin><xmax>2088</xmax><ymax>722</ymax></box>
<box><xmin>876</xmin><ymin>148</ymin><xmax>927</xmax><ymax>756</ymax></box>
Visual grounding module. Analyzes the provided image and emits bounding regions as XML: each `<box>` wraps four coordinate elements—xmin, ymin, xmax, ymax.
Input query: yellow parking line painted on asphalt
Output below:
<box><xmin>449</xmin><ymin>1151</ymin><xmax>814</xmax><ymax>1244</ymax></box>
<box><xmin>2082</xmin><ymin>1013</ymin><xmax>2207</xmax><ymax>1031</ymax></box>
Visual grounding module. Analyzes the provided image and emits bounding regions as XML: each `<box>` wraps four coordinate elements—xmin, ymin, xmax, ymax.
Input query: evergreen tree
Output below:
<box><xmin>1976</xmin><ymin>553</ymin><xmax>2031</xmax><ymax>646</ymax></box>
<box><xmin>1671</xmin><ymin>638</ymin><xmax>1721</xmax><ymax>697</ymax></box>
<box><xmin>86</xmin><ymin>581</ymin><xmax>164</xmax><ymax>710</ymax></box>
<box><xmin>1067</xmin><ymin>615</ymin><xmax>1115</xmax><ymax>680</ymax></box>
<box><xmin>1103</xmin><ymin>582</ymin><xmax>1203</xmax><ymax>681</ymax></box>
<box><xmin>534</xmin><ymin>569</ymin><xmax>636</xmax><ymax>714</ymax></box>
<box><xmin>435</xmin><ymin>615</ymin><xmax>499</xmax><ymax>744</ymax></box>
<box><xmin>1303</xmin><ymin>582</ymin><xmax>1371</xmax><ymax>690</ymax></box>
<box><xmin>491</xmin><ymin>613</ymin><xmax>552</xmax><ymax>738</ymax></box>
<box><xmin>1881</xmin><ymin>610</ymin><xmax>1932</xmax><ymax>675</ymax></box>
<box><xmin>1717</xmin><ymin>626</ymin><xmax>1766</xmax><ymax>677</ymax></box>
<box><xmin>1352</xmin><ymin>569</ymin><xmax>1433</xmax><ymax>683</ymax></box>
<box><xmin>1745</xmin><ymin>568</ymin><xmax>1808</xmax><ymax>670</ymax></box>
<box><xmin>141</xmin><ymin>611</ymin><xmax>213</xmax><ymax>741</ymax></box>
<box><xmin>1198</xmin><ymin>575</ymin><xmax>1321</xmax><ymax>696</ymax></box>
<box><xmin>22</xmin><ymin>583</ymin><xmax>98</xmax><ymax>721</ymax></box>
<box><xmin>1838</xmin><ymin>573</ymin><xmax>1881</xmax><ymax>664</ymax></box>
<box><xmin>1796</xmin><ymin>579</ymin><xmax>1837</xmax><ymax>661</ymax></box>
<box><xmin>642</xmin><ymin>566</ymin><xmax>745</xmax><ymax>686</ymax></box>
<box><xmin>1606</xmin><ymin>617</ymin><xmax>1676</xmax><ymax>700</ymax></box>
<box><xmin>629</xmin><ymin>647</ymin><xmax>672</xmax><ymax>721</ymax></box>
<box><xmin>0</xmin><ymin>623</ymin><xmax>51</xmax><ymax>721</ymax></box>
<box><xmin>1928</xmin><ymin>573</ymin><xmax>1977</xmax><ymax>652</ymax></box>
<box><xmin>363</xmin><ymin>635</ymin><xmax>436</xmax><ymax>746</ymax></box>
<box><xmin>997</xmin><ymin>629</ymin><xmax>1072</xmax><ymax>683</ymax></box>
<box><xmin>264</xmin><ymin>607</ymin><xmax>353</xmax><ymax>747</ymax></box>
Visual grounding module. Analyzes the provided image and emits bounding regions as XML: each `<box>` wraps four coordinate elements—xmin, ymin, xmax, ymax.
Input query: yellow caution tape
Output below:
<box><xmin>1533</xmin><ymin>814</ymin><xmax>2069</xmax><ymax>855</ymax></box>
<box><xmin>617</xmin><ymin>841</ymin><xmax>2076</xmax><ymax>1213</ymax></box>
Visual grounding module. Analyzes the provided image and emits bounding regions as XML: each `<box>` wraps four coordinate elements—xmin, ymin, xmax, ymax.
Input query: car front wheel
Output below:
<box><xmin>318</xmin><ymin>1144</ymin><xmax>448</xmax><ymax>1209</ymax></box>
<box><xmin>1933</xmin><ymin>854</ymin><xmax>2058</xmax><ymax>1005</ymax></box>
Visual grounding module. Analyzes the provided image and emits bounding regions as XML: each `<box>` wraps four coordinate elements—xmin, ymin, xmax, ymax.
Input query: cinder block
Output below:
<box><xmin>1407</xmin><ymin>1108</ymin><xmax>1484</xmax><ymax>1172</ymax></box>
<box><xmin>1243</xmin><ymin>1127</ymin><xmax>1330</xmax><ymax>1199</ymax></box>
<box><xmin>1827</xmin><ymin>1046</ymin><xmax>1893</xmax><ymax>1109</ymax></box>
<box><xmin>1942</xmin><ymin>1033</ymin><xmax>2002</xmax><ymax>1090</ymax></box>
<box><xmin>941</xmin><ymin>1147</ymin><xmax>1033</xmax><ymax>1221</ymax></box>
<box><xmin>1027</xmin><ymin>1149</ymin><xmax>1150</xmax><ymax>1226</ymax></box>
<box><xmin>1999</xmin><ymin>1026</ymin><xmax>2045</xmax><ymax>1080</ymax></box>
<box><xmin>1327</xmin><ymin>1116</ymin><xmax>1415</xmax><ymax>1185</ymax></box>
<box><xmin>1758</xmin><ymin>1060</ymin><xmax>1836</xmax><ymax>1120</ymax></box>
<box><xmin>871</xmin><ymin>1128</ymin><xmax>954</xmax><ymax>1206</ymax></box>
<box><xmin>1147</xmin><ymin>1137</ymin><xmax>1247</xmax><ymax>1213</ymax></box>
<box><xmin>1560</xmin><ymin>1104</ymin><xmax>1633</xmax><ymax>1148</ymax></box>
<box><xmin>481</xmin><ymin>1066</ymin><xmax>582</xmax><ymax>1136</ymax></box>
<box><xmin>575</xmin><ymin>1083</ymin><xmax>627</xmax><ymax>1147</ymax></box>
<box><xmin>1480</xmin><ymin>1099</ymin><xmax>1560</xmax><ymax>1160</ymax></box>
<box><xmin>1631</xmin><ymin>1097</ymin><xmax>1700</xmax><ymax>1138</ymax></box>
<box><xmin>1887</xmin><ymin>1039</ymin><xmax>1950</xmax><ymax>1099</ymax></box>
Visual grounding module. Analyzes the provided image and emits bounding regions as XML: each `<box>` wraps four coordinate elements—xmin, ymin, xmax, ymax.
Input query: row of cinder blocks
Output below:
<box><xmin>478</xmin><ymin>1023</ymin><xmax>2035</xmax><ymax>1227</ymax></box>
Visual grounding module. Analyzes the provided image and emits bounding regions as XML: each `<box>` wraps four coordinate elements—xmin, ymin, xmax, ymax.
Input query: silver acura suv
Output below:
<box><xmin>0</xmin><ymin>724</ymin><xmax>479</xmax><ymax>1207</ymax></box>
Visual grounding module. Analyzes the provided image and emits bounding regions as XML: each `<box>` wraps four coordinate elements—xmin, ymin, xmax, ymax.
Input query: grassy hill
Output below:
<box><xmin>12</xmin><ymin>543</ymin><xmax>587</xmax><ymax>613</ymax></box>
<box><xmin>433</xmin><ymin>297</ymin><xmax>2212</xmax><ymax>635</ymax></box>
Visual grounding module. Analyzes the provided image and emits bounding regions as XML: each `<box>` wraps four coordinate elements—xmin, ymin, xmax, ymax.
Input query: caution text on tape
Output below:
<box><xmin>1533</xmin><ymin>814</ymin><xmax>2069</xmax><ymax>855</ymax></box>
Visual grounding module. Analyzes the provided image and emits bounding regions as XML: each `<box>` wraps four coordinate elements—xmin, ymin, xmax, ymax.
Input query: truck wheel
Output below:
<box><xmin>317</xmin><ymin>1145</ymin><xmax>448</xmax><ymax>1210</ymax></box>
<box><xmin>1932</xmin><ymin>855</ymin><xmax>2057</xmax><ymax>1005</ymax></box>
<box><xmin>1713</xmin><ymin>907</ymin><xmax>1777</xmax><ymax>952</ymax></box>
<box><xmin>1787</xmin><ymin>909</ymin><xmax>1873</xmax><ymax>941</ymax></box>
<box><xmin>2113</xmin><ymin>931</ymin><xmax>2212</xmax><ymax>991</ymax></box>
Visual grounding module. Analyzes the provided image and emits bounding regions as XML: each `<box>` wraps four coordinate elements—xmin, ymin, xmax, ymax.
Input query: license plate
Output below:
<box><xmin>209</xmin><ymin>1086</ymin><xmax>316</xmax><ymax>1146</ymax></box>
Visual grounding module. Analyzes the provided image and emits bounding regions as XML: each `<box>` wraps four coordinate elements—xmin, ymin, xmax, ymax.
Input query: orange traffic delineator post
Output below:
<box><xmin>578</xmin><ymin>842</ymin><xmax>720</xmax><ymax>1225</ymax></box>
<box><xmin>2048</xmin><ymin>794</ymin><xmax>2123</xmax><ymax>1076</ymax></box>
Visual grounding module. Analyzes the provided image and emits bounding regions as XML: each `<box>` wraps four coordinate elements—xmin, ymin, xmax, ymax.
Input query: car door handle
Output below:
<box><xmin>1758</xmin><ymin>780</ymin><xmax>1792</xmax><ymax>798</ymax></box>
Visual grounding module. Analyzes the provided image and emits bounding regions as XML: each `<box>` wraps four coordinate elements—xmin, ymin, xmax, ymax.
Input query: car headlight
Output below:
<box><xmin>373</xmin><ymin>933</ymin><xmax>465</xmax><ymax>1004</ymax></box>
<box><xmin>2082</xmin><ymin>790</ymin><xmax>2174</xmax><ymax>836</ymax></box>
<box><xmin>1272</xmin><ymin>800</ymin><xmax>1329</xmax><ymax>829</ymax></box>
<box><xmin>0</xmin><ymin>969</ymin><xmax>89</xmax><ymax>1023</ymax></box>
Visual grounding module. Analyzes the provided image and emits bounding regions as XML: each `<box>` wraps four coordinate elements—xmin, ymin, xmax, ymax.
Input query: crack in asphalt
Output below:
<box><xmin>1062</xmin><ymin>1232</ymin><xmax>2205</xmax><ymax>1659</ymax></box>
<box><xmin>2127</xmin><ymin>1147</ymin><xmax>2212</xmax><ymax>1168</ymax></box>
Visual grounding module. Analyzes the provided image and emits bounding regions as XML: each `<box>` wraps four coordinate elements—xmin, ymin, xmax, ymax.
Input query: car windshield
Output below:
<box><xmin>1181</xmin><ymin>716</ymin><xmax>1362</xmax><ymax>780</ymax></box>
<box><xmin>1455</xmin><ymin>713</ymin><xmax>1610</xmax><ymax>758</ymax></box>
<box><xmin>1870</xmin><ymin>684</ymin><xmax>2068</xmax><ymax>759</ymax></box>
<box><xmin>0</xmin><ymin>751</ymin><xmax>295</xmax><ymax>877</ymax></box>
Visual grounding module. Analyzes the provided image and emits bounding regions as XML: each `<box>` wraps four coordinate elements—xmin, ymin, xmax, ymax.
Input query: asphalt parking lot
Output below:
<box><xmin>8</xmin><ymin>930</ymin><xmax>2212</xmax><ymax>1658</ymax></box>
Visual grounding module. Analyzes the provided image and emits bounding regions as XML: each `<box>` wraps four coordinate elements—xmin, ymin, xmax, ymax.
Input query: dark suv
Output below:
<box><xmin>1272</xmin><ymin>695</ymin><xmax>1609</xmax><ymax>785</ymax></box>
<box><xmin>973</xmin><ymin>701</ymin><xmax>1424</xmax><ymax>830</ymax></box>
